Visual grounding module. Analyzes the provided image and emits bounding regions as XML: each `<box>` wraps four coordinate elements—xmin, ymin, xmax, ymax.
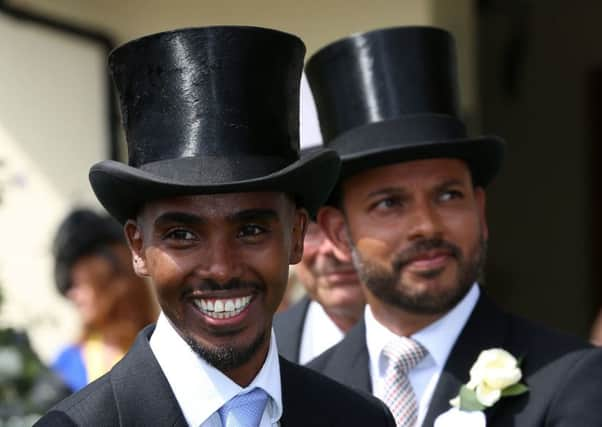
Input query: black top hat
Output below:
<box><xmin>89</xmin><ymin>26</ymin><xmax>340</xmax><ymax>223</ymax></box>
<box><xmin>306</xmin><ymin>26</ymin><xmax>504</xmax><ymax>187</ymax></box>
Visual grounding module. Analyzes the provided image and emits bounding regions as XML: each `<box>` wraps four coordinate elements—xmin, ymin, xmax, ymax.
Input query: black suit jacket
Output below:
<box><xmin>308</xmin><ymin>293</ymin><xmax>602</xmax><ymax>427</ymax></box>
<box><xmin>274</xmin><ymin>296</ymin><xmax>312</xmax><ymax>363</ymax></box>
<box><xmin>35</xmin><ymin>325</ymin><xmax>395</xmax><ymax>427</ymax></box>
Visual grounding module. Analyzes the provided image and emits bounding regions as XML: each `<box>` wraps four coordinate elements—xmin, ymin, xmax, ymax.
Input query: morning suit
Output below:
<box><xmin>274</xmin><ymin>297</ymin><xmax>311</xmax><ymax>363</ymax></box>
<box><xmin>35</xmin><ymin>325</ymin><xmax>396</xmax><ymax>427</ymax></box>
<box><xmin>308</xmin><ymin>293</ymin><xmax>602</xmax><ymax>426</ymax></box>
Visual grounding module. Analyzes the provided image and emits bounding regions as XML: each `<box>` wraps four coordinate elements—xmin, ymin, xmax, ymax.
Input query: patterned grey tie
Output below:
<box><xmin>218</xmin><ymin>387</ymin><xmax>269</xmax><ymax>427</ymax></box>
<box><xmin>382</xmin><ymin>337</ymin><xmax>428</xmax><ymax>427</ymax></box>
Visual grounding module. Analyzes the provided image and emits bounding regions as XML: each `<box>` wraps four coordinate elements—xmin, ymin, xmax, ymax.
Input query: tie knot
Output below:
<box><xmin>383</xmin><ymin>337</ymin><xmax>427</xmax><ymax>374</ymax></box>
<box><xmin>219</xmin><ymin>388</ymin><xmax>269</xmax><ymax>427</ymax></box>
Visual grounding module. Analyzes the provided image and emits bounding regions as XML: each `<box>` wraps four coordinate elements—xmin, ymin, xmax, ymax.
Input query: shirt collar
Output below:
<box><xmin>365</xmin><ymin>284</ymin><xmax>480</xmax><ymax>375</ymax></box>
<box><xmin>150</xmin><ymin>312</ymin><xmax>283</xmax><ymax>426</ymax></box>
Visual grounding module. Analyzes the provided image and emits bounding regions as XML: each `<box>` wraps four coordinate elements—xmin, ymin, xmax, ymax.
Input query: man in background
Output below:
<box><xmin>274</xmin><ymin>217</ymin><xmax>365</xmax><ymax>364</ymax></box>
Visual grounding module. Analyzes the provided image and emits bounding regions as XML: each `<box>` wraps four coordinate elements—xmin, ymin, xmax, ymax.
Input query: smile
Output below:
<box><xmin>193</xmin><ymin>295</ymin><xmax>253</xmax><ymax>319</ymax></box>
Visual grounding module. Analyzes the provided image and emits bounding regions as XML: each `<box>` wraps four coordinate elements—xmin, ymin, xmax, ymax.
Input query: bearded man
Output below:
<box><xmin>306</xmin><ymin>26</ymin><xmax>602</xmax><ymax>427</ymax></box>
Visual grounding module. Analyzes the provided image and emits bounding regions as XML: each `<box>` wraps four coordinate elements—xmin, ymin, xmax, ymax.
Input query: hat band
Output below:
<box><xmin>328</xmin><ymin>114</ymin><xmax>468</xmax><ymax>156</ymax></box>
<box><xmin>139</xmin><ymin>155</ymin><xmax>293</xmax><ymax>185</ymax></box>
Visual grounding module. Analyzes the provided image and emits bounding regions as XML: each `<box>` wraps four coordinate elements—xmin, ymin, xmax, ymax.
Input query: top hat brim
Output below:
<box><xmin>89</xmin><ymin>149</ymin><xmax>340</xmax><ymax>224</ymax></box>
<box><xmin>336</xmin><ymin>136</ymin><xmax>505</xmax><ymax>187</ymax></box>
<box><xmin>326</xmin><ymin>116</ymin><xmax>505</xmax><ymax>189</ymax></box>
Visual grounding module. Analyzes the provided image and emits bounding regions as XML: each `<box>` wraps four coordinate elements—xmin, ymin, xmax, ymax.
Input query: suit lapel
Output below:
<box><xmin>422</xmin><ymin>294</ymin><xmax>510</xmax><ymax>427</ymax></box>
<box><xmin>322</xmin><ymin>319</ymin><xmax>372</xmax><ymax>393</ymax></box>
<box><xmin>110</xmin><ymin>326</ymin><xmax>188</xmax><ymax>427</ymax></box>
<box><xmin>274</xmin><ymin>297</ymin><xmax>311</xmax><ymax>363</ymax></box>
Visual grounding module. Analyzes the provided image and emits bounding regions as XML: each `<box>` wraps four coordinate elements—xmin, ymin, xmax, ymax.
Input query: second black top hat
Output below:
<box><xmin>306</xmin><ymin>26</ymin><xmax>504</xmax><ymax>186</ymax></box>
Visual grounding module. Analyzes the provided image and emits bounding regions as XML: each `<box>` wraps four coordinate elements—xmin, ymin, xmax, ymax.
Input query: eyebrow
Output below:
<box><xmin>227</xmin><ymin>208</ymin><xmax>279</xmax><ymax>223</ymax></box>
<box><xmin>154</xmin><ymin>212</ymin><xmax>204</xmax><ymax>227</ymax></box>
<box><xmin>366</xmin><ymin>187</ymin><xmax>408</xmax><ymax>199</ymax></box>
<box><xmin>153</xmin><ymin>208</ymin><xmax>279</xmax><ymax>227</ymax></box>
<box><xmin>435</xmin><ymin>178</ymin><xmax>466</xmax><ymax>189</ymax></box>
<box><xmin>366</xmin><ymin>178</ymin><xmax>467</xmax><ymax>199</ymax></box>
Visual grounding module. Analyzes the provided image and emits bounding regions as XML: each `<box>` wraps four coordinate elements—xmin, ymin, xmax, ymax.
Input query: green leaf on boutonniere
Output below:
<box><xmin>459</xmin><ymin>385</ymin><xmax>487</xmax><ymax>411</ymax></box>
<box><xmin>501</xmin><ymin>383</ymin><xmax>529</xmax><ymax>397</ymax></box>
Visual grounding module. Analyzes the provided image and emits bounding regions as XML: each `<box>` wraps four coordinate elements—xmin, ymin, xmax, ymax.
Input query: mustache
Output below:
<box><xmin>187</xmin><ymin>278</ymin><xmax>264</xmax><ymax>293</ymax></box>
<box><xmin>392</xmin><ymin>238</ymin><xmax>461</xmax><ymax>271</ymax></box>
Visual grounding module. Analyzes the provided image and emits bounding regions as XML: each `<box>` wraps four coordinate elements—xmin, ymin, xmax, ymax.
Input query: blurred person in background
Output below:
<box><xmin>51</xmin><ymin>209</ymin><xmax>158</xmax><ymax>392</ymax></box>
<box><xmin>274</xmin><ymin>219</ymin><xmax>365</xmax><ymax>364</ymax></box>
<box><xmin>274</xmin><ymin>82</ymin><xmax>366</xmax><ymax>364</ymax></box>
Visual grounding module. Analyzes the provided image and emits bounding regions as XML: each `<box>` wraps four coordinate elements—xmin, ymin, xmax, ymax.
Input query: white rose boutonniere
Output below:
<box><xmin>454</xmin><ymin>348</ymin><xmax>529</xmax><ymax>410</ymax></box>
<box><xmin>435</xmin><ymin>348</ymin><xmax>529</xmax><ymax>426</ymax></box>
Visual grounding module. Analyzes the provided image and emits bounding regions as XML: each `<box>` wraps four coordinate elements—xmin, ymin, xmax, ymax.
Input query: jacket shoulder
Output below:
<box><xmin>34</xmin><ymin>375</ymin><xmax>118</xmax><ymax>426</ymax></box>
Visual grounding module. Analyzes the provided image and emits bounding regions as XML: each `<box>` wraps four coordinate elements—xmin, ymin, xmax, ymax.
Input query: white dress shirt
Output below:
<box><xmin>298</xmin><ymin>300</ymin><xmax>345</xmax><ymax>364</ymax></box>
<box><xmin>150</xmin><ymin>312</ymin><xmax>283</xmax><ymax>427</ymax></box>
<box><xmin>366</xmin><ymin>284</ymin><xmax>480</xmax><ymax>427</ymax></box>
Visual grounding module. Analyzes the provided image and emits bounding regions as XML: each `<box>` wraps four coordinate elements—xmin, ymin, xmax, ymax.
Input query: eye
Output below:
<box><xmin>439</xmin><ymin>189</ymin><xmax>464</xmax><ymax>202</ymax></box>
<box><xmin>372</xmin><ymin>196</ymin><xmax>403</xmax><ymax>211</ymax></box>
<box><xmin>237</xmin><ymin>224</ymin><xmax>267</xmax><ymax>239</ymax></box>
<box><xmin>164</xmin><ymin>229</ymin><xmax>197</xmax><ymax>241</ymax></box>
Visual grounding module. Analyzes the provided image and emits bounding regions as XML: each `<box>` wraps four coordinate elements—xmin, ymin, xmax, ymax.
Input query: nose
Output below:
<box><xmin>406</xmin><ymin>199</ymin><xmax>443</xmax><ymax>241</ymax></box>
<box><xmin>196</xmin><ymin>238</ymin><xmax>241</xmax><ymax>285</ymax></box>
<box><xmin>316</xmin><ymin>235</ymin><xmax>336</xmax><ymax>255</ymax></box>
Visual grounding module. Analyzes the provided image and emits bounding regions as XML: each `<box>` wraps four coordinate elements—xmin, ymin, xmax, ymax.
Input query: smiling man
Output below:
<box><xmin>305</xmin><ymin>26</ymin><xmax>602</xmax><ymax>427</ymax></box>
<box><xmin>35</xmin><ymin>27</ymin><xmax>395</xmax><ymax>427</ymax></box>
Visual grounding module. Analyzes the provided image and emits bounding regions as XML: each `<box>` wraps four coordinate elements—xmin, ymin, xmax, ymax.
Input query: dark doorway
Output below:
<box><xmin>477</xmin><ymin>0</ymin><xmax>602</xmax><ymax>338</ymax></box>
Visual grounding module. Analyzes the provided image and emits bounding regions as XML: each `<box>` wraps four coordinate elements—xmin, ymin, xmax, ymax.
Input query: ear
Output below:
<box><xmin>474</xmin><ymin>187</ymin><xmax>488</xmax><ymax>241</ymax></box>
<box><xmin>317</xmin><ymin>206</ymin><xmax>352</xmax><ymax>261</ymax></box>
<box><xmin>289</xmin><ymin>208</ymin><xmax>309</xmax><ymax>264</ymax></box>
<box><xmin>124</xmin><ymin>219</ymin><xmax>149</xmax><ymax>277</ymax></box>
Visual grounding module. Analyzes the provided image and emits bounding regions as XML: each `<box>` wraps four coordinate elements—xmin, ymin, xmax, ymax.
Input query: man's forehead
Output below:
<box><xmin>138</xmin><ymin>191</ymin><xmax>292</xmax><ymax>220</ymax></box>
<box><xmin>344</xmin><ymin>157</ymin><xmax>472</xmax><ymax>191</ymax></box>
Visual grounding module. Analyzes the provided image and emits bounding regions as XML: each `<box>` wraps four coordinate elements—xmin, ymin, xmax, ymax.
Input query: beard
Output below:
<box><xmin>184</xmin><ymin>327</ymin><xmax>268</xmax><ymax>372</ymax></box>
<box><xmin>181</xmin><ymin>277</ymin><xmax>269</xmax><ymax>372</ymax></box>
<box><xmin>350</xmin><ymin>234</ymin><xmax>487</xmax><ymax>315</ymax></box>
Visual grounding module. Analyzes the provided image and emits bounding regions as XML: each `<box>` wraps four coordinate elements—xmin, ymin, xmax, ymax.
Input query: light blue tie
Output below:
<box><xmin>218</xmin><ymin>388</ymin><xmax>269</xmax><ymax>427</ymax></box>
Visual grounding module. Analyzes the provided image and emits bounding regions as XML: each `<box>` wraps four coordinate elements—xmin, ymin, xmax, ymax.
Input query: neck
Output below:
<box><xmin>367</xmin><ymin>296</ymin><xmax>444</xmax><ymax>337</ymax></box>
<box><xmin>325</xmin><ymin>309</ymin><xmax>362</xmax><ymax>333</ymax></box>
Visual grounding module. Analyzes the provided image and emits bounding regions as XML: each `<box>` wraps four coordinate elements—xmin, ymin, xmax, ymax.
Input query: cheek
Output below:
<box><xmin>443</xmin><ymin>212</ymin><xmax>483</xmax><ymax>249</ymax></box>
<box><xmin>354</xmin><ymin>236</ymin><xmax>396</xmax><ymax>268</ymax></box>
<box><xmin>144</xmin><ymin>248</ymin><xmax>192</xmax><ymax>293</ymax></box>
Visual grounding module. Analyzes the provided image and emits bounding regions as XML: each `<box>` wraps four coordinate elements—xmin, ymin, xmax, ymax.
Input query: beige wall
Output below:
<box><xmin>0</xmin><ymin>11</ymin><xmax>108</xmax><ymax>360</ymax></box>
<box><xmin>15</xmin><ymin>0</ymin><xmax>433</xmax><ymax>54</ymax></box>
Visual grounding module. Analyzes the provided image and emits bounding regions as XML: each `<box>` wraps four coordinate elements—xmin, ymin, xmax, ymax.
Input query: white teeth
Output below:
<box><xmin>195</xmin><ymin>295</ymin><xmax>253</xmax><ymax>319</ymax></box>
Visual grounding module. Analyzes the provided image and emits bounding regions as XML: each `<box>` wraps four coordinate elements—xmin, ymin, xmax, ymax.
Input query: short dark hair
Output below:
<box><xmin>52</xmin><ymin>209</ymin><xmax>125</xmax><ymax>295</ymax></box>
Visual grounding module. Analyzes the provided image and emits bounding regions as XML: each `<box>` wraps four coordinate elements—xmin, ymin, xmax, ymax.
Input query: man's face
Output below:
<box><xmin>68</xmin><ymin>254</ymin><xmax>123</xmax><ymax>329</ymax></box>
<box><xmin>318</xmin><ymin>158</ymin><xmax>487</xmax><ymax>317</ymax></box>
<box><xmin>126</xmin><ymin>192</ymin><xmax>306</xmax><ymax>377</ymax></box>
<box><xmin>295</xmin><ymin>222</ymin><xmax>365</xmax><ymax>321</ymax></box>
